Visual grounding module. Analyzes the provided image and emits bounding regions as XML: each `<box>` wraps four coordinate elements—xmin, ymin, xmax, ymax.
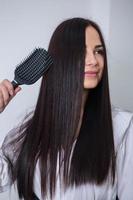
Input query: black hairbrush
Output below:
<box><xmin>12</xmin><ymin>48</ymin><xmax>53</xmax><ymax>89</ymax></box>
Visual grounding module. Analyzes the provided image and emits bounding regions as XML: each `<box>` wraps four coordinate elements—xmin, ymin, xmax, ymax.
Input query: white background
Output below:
<box><xmin>0</xmin><ymin>0</ymin><xmax>133</xmax><ymax>199</ymax></box>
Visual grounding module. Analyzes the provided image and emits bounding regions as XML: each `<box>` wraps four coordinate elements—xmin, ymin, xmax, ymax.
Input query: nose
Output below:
<box><xmin>85</xmin><ymin>50</ymin><xmax>97</xmax><ymax>67</ymax></box>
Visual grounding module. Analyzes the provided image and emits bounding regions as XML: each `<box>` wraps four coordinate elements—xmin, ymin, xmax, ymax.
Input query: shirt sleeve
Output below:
<box><xmin>0</xmin><ymin>148</ymin><xmax>12</xmax><ymax>192</ymax></box>
<box><xmin>117</xmin><ymin>116</ymin><xmax>133</xmax><ymax>200</ymax></box>
<box><xmin>0</xmin><ymin>126</ymin><xmax>25</xmax><ymax>193</ymax></box>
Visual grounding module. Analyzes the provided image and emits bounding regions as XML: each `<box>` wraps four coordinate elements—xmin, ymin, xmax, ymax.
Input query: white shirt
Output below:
<box><xmin>0</xmin><ymin>105</ymin><xmax>133</xmax><ymax>200</ymax></box>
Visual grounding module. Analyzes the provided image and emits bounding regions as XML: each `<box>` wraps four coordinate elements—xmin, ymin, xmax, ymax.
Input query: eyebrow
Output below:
<box><xmin>85</xmin><ymin>45</ymin><xmax>104</xmax><ymax>49</ymax></box>
<box><xmin>95</xmin><ymin>45</ymin><xmax>104</xmax><ymax>49</ymax></box>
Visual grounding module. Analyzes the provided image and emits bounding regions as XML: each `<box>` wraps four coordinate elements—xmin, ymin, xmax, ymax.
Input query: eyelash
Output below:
<box><xmin>94</xmin><ymin>49</ymin><xmax>104</xmax><ymax>56</ymax></box>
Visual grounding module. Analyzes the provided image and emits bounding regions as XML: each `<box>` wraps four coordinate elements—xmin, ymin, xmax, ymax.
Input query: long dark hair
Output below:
<box><xmin>11</xmin><ymin>18</ymin><xmax>116</xmax><ymax>200</ymax></box>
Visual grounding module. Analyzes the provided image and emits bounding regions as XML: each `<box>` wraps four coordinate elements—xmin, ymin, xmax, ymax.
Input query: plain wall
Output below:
<box><xmin>108</xmin><ymin>0</ymin><xmax>133</xmax><ymax>111</ymax></box>
<box><xmin>0</xmin><ymin>0</ymin><xmax>132</xmax><ymax>199</ymax></box>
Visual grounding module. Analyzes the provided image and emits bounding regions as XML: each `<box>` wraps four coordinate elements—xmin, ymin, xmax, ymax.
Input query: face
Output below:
<box><xmin>84</xmin><ymin>26</ymin><xmax>104</xmax><ymax>89</ymax></box>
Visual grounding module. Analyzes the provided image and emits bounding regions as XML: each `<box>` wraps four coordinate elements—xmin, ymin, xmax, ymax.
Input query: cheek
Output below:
<box><xmin>97</xmin><ymin>56</ymin><xmax>104</xmax><ymax>67</ymax></box>
<box><xmin>97</xmin><ymin>71</ymin><xmax>103</xmax><ymax>82</ymax></box>
<box><xmin>98</xmin><ymin>56</ymin><xmax>104</xmax><ymax>68</ymax></box>
<box><xmin>97</xmin><ymin>60</ymin><xmax>104</xmax><ymax>79</ymax></box>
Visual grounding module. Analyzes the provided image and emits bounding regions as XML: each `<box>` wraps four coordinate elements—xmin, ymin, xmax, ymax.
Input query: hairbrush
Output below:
<box><xmin>11</xmin><ymin>48</ymin><xmax>53</xmax><ymax>89</ymax></box>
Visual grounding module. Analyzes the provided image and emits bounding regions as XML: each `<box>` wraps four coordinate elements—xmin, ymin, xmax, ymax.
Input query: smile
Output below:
<box><xmin>84</xmin><ymin>71</ymin><xmax>98</xmax><ymax>77</ymax></box>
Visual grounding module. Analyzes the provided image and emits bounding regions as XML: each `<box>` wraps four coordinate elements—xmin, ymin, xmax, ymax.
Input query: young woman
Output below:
<box><xmin>0</xmin><ymin>17</ymin><xmax>133</xmax><ymax>200</ymax></box>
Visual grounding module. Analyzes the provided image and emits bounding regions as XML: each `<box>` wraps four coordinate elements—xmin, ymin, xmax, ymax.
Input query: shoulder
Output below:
<box><xmin>112</xmin><ymin>106</ymin><xmax>133</xmax><ymax>198</ymax></box>
<box><xmin>111</xmin><ymin>104</ymin><xmax>133</xmax><ymax>128</ymax></box>
<box><xmin>111</xmin><ymin>104</ymin><xmax>133</xmax><ymax>152</ymax></box>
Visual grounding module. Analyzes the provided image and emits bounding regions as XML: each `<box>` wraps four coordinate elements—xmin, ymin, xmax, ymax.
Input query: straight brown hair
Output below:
<box><xmin>9</xmin><ymin>18</ymin><xmax>116</xmax><ymax>200</ymax></box>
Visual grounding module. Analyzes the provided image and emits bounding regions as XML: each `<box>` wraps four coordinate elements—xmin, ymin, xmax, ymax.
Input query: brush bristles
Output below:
<box><xmin>13</xmin><ymin>48</ymin><xmax>53</xmax><ymax>85</ymax></box>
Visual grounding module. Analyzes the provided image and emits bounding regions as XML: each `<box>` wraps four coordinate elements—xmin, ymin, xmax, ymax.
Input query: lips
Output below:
<box><xmin>85</xmin><ymin>71</ymin><xmax>98</xmax><ymax>74</ymax></box>
<box><xmin>84</xmin><ymin>71</ymin><xmax>98</xmax><ymax>77</ymax></box>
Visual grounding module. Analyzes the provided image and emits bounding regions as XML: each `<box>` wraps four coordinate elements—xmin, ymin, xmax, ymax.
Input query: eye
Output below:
<box><xmin>94</xmin><ymin>48</ymin><xmax>104</xmax><ymax>56</ymax></box>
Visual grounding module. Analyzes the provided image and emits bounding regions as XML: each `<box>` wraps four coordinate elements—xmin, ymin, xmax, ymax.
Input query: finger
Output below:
<box><xmin>0</xmin><ymin>85</ymin><xmax>11</xmax><ymax>106</ymax></box>
<box><xmin>1</xmin><ymin>79</ymin><xmax>14</xmax><ymax>96</ymax></box>
<box><xmin>0</xmin><ymin>91</ymin><xmax>4</xmax><ymax>112</ymax></box>
<box><xmin>14</xmin><ymin>86</ymin><xmax>22</xmax><ymax>95</ymax></box>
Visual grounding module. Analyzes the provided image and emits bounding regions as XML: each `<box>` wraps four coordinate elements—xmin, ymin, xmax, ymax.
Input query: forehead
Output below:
<box><xmin>85</xmin><ymin>26</ymin><xmax>102</xmax><ymax>47</ymax></box>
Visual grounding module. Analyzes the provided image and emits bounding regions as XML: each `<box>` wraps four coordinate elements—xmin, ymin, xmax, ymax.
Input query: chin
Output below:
<box><xmin>84</xmin><ymin>81</ymin><xmax>99</xmax><ymax>89</ymax></box>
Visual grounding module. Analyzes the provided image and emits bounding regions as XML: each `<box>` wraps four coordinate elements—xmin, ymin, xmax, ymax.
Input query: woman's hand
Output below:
<box><xmin>0</xmin><ymin>79</ymin><xmax>21</xmax><ymax>113</ymax></box>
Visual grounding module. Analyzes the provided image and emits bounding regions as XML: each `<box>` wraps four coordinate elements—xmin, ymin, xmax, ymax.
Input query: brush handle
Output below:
<box><xmin>11</xmin><ymin>80</ymin><xmax>19</xmax><ymax>89</ymax></box>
